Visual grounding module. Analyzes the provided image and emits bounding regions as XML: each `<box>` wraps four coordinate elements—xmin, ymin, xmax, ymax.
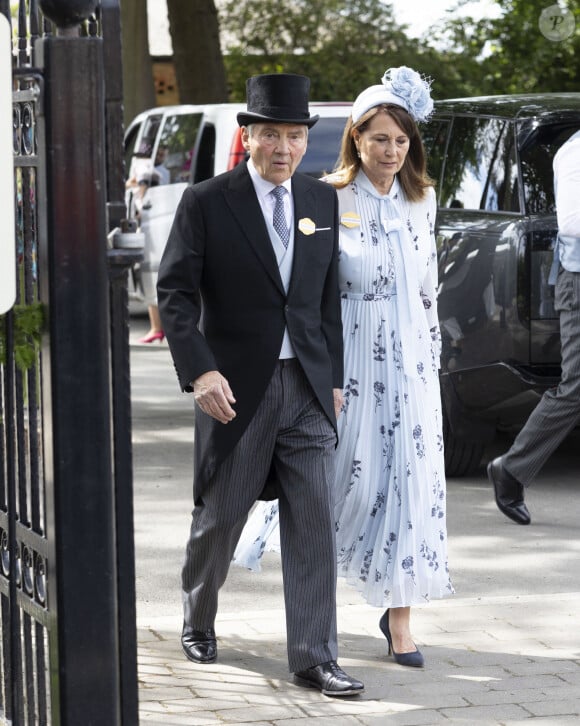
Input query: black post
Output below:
<box><xmin>101</xmin><ymin>0</ymin><xmax>127</xmax><ymax>231</ymax></box>
<box><xmin>107</xmin><ymin>247</ymin><xmax>141</xmax><ymax>724</ymax></box>
<box><xmin>101</xmin><ymin>1</ymin><xmax>140</xmax><ymax>721</ymax></box>
<box><xmin>37</xmin><ymin>12</ymin><xmax>122</xmax><ymax>725</ymax></box>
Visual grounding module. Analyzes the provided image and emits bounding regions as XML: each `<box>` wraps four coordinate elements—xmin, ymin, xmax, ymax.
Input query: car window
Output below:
<box><xmin>420</xmin><ymin>117</ymin><xmax>450</xmax><ymax>190</ymax></box>
<box><xmin>486</xmin><ymin>124</ymin><xmax>518</xmax><ymax>213</ymax></box>
<box><xmin>139</xmin><ymin>113</ymin><xmax>163</xmax><ymax>157</ymax></box>
<box><xmin>125</xmin><ymin>113</ymin><xmax>163</xmax><ymax>184</ymax></box>
<box><xmin>299</xmin><ymin>117</ymin><xmax>347</xmax><ymax>177</ymax></box>
<box><xmin>157</xmin><ymin>113</ymin><xmax>203</xmax><ymax>184</ymax></box>
<box><xmin>124</xmin><ymin>123</ymin><xmax>141</xmax><ymax>178</ymax></box>
<box><xmin>519</xmin><ymin>124</ymin><xmax>579</xmax><ymax>215</ymax></box>
<box><xmin>192</xmin><ymin>123</ymin><xmax>217</xmax><ymax>184</ymax></box>
<box><xmin>440</xmin><ymin>117</ymin><xmax>517</xmax><ymax>212</ymax></box>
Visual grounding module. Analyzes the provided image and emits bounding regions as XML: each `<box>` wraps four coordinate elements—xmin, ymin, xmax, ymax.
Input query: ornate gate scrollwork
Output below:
<box><xmin>1</xmin><ymin>2</ymin><xmax>138</xmax><ymax>724</ymax></box>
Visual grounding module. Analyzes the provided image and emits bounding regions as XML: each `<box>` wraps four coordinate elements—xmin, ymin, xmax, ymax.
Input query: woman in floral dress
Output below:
<box><xmin>234</xmin><ymin>67</ymin><xmax>453</xmax><ymax>667</ymax></box>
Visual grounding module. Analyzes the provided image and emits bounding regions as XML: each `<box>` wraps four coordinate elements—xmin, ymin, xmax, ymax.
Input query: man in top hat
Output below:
<box><xmin>157</xmin><ymin>73</ymin><xmax>364</xmax><ymax>696</ymax></box>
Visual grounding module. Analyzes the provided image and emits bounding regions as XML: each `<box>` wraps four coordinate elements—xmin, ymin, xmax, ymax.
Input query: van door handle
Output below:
<box><xmin>141</xmin><ymin>201</ymin><xmax>152</xmax><ymax>210</ymax></box>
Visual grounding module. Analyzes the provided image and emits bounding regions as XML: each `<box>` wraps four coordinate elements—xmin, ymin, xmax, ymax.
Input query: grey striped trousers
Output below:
<box><xmin>181</xmin><ymin>359</ymin><xmax>339</xmax><ymax>672</ymax></box>
<box><xmin>504</xmin><ymin>268</ymin><xmax>580</xmax><ymax>484</ymax></box>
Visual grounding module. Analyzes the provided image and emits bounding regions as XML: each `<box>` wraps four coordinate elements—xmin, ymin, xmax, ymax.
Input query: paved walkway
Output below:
<box><xmin>130</xmin><ymin>319</ymin><xmax>580</xmax><ymax>725</ymax></box>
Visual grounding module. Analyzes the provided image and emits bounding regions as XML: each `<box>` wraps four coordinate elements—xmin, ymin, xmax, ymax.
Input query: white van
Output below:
<box><xmin>123</xmin><ymin>102</ymin><xmax>352</xmax><ymax>304</ymax></box>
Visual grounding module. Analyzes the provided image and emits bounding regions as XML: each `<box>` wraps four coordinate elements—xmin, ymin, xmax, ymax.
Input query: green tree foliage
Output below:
<box><xmin>220</xmin><ymin>0</ymin><xmax>460</xmax><ymax>101</ymax></box>
<box><xmin>127</xmin><ymin>0</ymin><xmax>578</xmax><ymax>118</ymax></box>
<box><xmin>219</xmin><ymin>0</ymin><xmax>578</xmax><ymax>102</ymax></box>
<box><xmin>0</xmin><ymin>304</ymin><xmax>43</xmax><ymax>373</ymax></box>
<box><xmin>432</xmin><ymin>0</ymin><xmax>580</xmax><ymax>95</ymax></box>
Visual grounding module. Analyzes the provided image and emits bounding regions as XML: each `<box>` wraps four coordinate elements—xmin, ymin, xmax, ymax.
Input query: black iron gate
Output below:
<box><xmin>1</xmin><ymin>1</ymin><xmax>139</xmax><ymax>723</ymax></box>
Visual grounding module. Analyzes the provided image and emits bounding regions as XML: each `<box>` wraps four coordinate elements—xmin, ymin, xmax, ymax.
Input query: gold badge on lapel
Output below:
<box><xmin>298</xmin><ymin>217</ymin><xmax>316</xmax><ymax>236</ymax></box>
<box><xmin>340</xmin><ymin>211</ymin><xmax>360</xmax><ymax>228</ymax></box>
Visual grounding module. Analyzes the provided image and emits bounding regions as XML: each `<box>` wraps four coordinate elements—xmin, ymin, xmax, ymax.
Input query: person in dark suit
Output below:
<box><xmin>157</xmin><ymin>73</ymin><xmax>364</xmax><ymax>697</ymax></box>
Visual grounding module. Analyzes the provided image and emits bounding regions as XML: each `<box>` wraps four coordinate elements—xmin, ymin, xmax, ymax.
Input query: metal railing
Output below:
<box><xmin>1</xmin><ymin>1</ymin><xmax>139</xmax><ymax>723</ymax></box>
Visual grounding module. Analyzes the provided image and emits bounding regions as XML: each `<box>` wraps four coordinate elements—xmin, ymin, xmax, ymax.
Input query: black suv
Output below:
<box><xmin>421</xmin><ymin>94</ymin><xmax>580</xmax><ymax>476</ymax></box>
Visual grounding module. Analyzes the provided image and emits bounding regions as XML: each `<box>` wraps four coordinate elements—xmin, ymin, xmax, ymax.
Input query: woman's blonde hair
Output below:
<box><xmin>328</xmin><ymin>104</ymin><xmax>434</xmax><ymax>202</ymax></box>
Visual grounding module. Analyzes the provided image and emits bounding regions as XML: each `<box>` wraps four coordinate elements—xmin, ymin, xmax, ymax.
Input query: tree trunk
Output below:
<box><xmin>167</xmin><ymin>0</ymin><xmax>229</xmax><ymax>103</ymax></box>
<box><xmin>120</xmin><ymin>0</ymin><xmax>157</xmax><ymax>125</ymax></box>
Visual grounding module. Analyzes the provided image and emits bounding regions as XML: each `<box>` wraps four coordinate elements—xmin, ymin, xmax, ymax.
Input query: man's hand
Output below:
<box><xmin>192</xmin><ymin>371</ymin><xmax>236</xmax><ymax>424</ymax></box>
<box><xmin>333</xmin><ymin>388</ymin><xmax>344</xmax><ymax>420</ymax></box>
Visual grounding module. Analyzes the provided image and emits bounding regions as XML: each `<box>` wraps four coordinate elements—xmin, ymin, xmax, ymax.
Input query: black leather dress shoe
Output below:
<box><xmin>181</xmin><ymin>625</ymin><xmax>217</xmax><ymax>664</ymax></box>
<box><xmin>294</xmin><ymin>660</ymin><xmax>364</xmax><ymax>696</ymax></box>
<box><xmin>487</xmin><ymin>457</ymin><xmax>531</xmax><ymax>525</ymax></box>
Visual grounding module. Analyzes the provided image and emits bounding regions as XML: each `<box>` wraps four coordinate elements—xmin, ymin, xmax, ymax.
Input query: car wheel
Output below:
<box><xmin>443</xmin><ymin>408</ymin><xmax>486</xmax><ymax>477</ymax></box>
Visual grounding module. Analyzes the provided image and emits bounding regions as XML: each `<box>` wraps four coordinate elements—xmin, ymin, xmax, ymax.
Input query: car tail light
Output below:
<box><xmin>227</xmin><ymin>128</ymin><xmax>247</xmax><ymax>170</ymax></box>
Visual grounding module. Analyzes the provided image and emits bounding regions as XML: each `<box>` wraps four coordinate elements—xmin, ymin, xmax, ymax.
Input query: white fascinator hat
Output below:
<box><xmin>351</xmin><ymin>66</ymin><xmax>434</xmax><ymax>124</ymax></box>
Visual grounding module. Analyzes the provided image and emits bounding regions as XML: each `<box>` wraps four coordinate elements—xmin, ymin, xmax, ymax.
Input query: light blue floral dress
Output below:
<box><xmin>234</xmin><ymin>170</ymin><xmax>453</xmax><ymax>608</ymax></box>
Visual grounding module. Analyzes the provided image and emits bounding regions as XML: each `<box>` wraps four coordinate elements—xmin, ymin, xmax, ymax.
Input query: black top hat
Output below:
<box><xmin>237</xmin><ymin>73</ymin><xmax>319</xmax><ymax>128</ymax></box>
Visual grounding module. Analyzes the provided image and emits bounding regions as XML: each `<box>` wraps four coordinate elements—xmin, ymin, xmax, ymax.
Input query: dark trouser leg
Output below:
<box><xmin>273</xmin><ymin>362</ymin><xmax>338</xmax><ymax>672</ymax></box>
<box><xmin>181</xmin><ymin>360</ymin><xmax>339</xmax><ymax>672</ymax></box>
<box><xmin>504</xmin><ymin>269</ymin><xmax>580</xmax><ymax>484</ymax></box>
<box><xmin>181</xmin><ymin>375</ymin><xmax>281</xmax><ymax>629</ymax></box>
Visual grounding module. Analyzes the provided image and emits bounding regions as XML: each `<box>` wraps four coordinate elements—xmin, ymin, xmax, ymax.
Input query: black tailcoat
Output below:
<box><xmin>157</xmin><ymin>161</ymin><xmax>343</xmax><ymax>501</ymax></box>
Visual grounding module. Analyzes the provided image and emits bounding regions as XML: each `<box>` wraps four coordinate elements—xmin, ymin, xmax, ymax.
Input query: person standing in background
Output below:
<box><xmin>488</xmin><ymin>130</ymin><xmax>580</xmax><ymax>524</ymax></box>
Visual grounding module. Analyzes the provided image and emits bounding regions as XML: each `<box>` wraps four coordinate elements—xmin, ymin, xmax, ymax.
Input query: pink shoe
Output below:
<box><xmin>139</xmin><ymin>331</ymin><xmax>165</xmax><ymax>344</ymax></box>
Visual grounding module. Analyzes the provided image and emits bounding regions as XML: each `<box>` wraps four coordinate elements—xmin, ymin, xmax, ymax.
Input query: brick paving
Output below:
<box><xmin>131</xmin><ymin>318</ymin><xmax>580</xmax><ymax>725</ymax></box>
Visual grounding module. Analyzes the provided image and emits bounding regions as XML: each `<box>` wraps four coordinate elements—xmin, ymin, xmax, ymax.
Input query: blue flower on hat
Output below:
<box><xmin>382</xmin><ymin>67</ymin><xmax>434</xmax><ymax>122</ymax></box>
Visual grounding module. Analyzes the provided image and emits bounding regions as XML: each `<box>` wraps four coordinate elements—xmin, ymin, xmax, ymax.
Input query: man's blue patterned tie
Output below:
<box><xmin>271</xmin><ymin>186</ymin><xmax>289</xmax><ymax>248</ymax></box>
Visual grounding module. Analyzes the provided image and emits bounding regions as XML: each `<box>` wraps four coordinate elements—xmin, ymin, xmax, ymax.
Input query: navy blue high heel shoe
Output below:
<box><xmin>379</xmin><ymin>609</ymin><xmax>424</xmax><ymax>668</ymax></box>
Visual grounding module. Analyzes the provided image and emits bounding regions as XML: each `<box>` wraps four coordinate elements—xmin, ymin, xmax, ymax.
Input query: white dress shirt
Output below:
<box><xmin>548</xmin><ymin>131</ymin><xmax>580</xmax><ymax>285</ymax></box>
<box><xmin>246</xmin><ymin>159</ymin><xmax>293</xmax><ymax>232</ymax></box>
<box><xmin>553</xmin><ymin>130</ymin><xmax>580</xmax><ymax>273</ymax></box>
<box><xmin>554</xmin><ymin>130</ymin><xmax>580</xmax><ymax>237</ymax></box>
<box><xmin>246</xmin><ymin>160</ymin><xmax>296</xmax><ymax>359</ymax></box>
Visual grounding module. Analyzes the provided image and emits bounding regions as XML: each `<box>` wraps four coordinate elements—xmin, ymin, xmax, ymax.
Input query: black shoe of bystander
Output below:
<box><xmin>488</xmin><ymin>457</ymin><xmax>531</xmax><ymax>525</ymax></box>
